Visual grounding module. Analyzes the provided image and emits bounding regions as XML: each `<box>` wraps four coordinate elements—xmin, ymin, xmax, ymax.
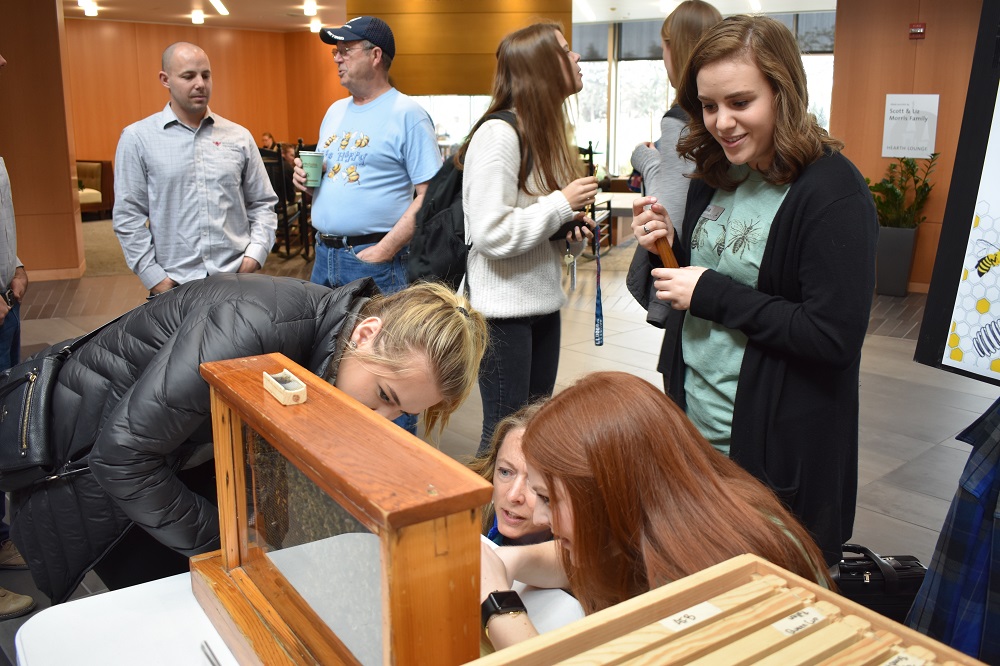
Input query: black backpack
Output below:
<box><xmin>407</xmin><ymin>111</ymin><xmax>520</xmax><ymax>290</ymax></box>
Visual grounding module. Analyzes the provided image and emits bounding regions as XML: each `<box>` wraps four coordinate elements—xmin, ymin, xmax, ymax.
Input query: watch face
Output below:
<box><xmin>481</xmin><ymin>590</ymin><xmax>526</xmax><ymax>629</ymax></box>
<box><xmin>489</xmin><ymin>591</ymin><xmax>522</xmax><ymax>609</ymax></box>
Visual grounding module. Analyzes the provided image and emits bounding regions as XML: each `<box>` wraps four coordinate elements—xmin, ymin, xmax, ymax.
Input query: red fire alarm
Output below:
<box><xmin>909</xmin><ymin>22</ymin><xmax>926</xmax><ymax>39</ymax></box>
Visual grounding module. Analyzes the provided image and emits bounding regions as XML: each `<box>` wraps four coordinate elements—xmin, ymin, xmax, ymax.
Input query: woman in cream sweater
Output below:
<box><xmin>457</xmin><ymin>21</ymin><xmax>598</xmax><ymax>455</ymax></box>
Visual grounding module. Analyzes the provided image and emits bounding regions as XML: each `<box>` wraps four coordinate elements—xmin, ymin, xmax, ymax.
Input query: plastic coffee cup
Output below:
<box><xmin>299</xmin><ymin>151</ymin><xmax>324</xmax><ymax>188</ymax></box>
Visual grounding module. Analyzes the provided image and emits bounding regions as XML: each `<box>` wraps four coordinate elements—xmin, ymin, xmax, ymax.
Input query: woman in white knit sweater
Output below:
<box><xmin>457</xmin><ymin>21</ymin><xmax>599</xmax><ymax>455</ymax></box>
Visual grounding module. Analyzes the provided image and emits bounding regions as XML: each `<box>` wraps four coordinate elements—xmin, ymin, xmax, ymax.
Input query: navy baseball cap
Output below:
<box><xmin>320</xmin><ymin>16</ymin><xmax>395</xmax><ymax>61</ymax></box>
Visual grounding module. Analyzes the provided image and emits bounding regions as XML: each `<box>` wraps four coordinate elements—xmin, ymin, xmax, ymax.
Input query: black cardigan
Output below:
<box><xmin>662</xmin><ymin>152</ymin><xmax>878</xmax><ymax>564</ymax></box>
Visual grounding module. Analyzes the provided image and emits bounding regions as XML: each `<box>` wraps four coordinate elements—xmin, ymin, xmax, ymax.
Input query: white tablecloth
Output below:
<box><xmin>15</xmin><ymin>573</ymin><xmax>238</xmax><ymax>666</ymax></box>
<box><xmin>16</xmin><ymin>535</ymin><xmax>584</xmax><ymax>665</ymax></box>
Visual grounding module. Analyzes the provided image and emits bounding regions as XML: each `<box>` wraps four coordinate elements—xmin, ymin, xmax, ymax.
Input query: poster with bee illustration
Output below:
<box><xmin>940</xmin><ymin>81</ymin><xmax>1000</xmax><ymax>379</ymax></box>
<box><xmin>914</xmin><ymin>2</ymin><xmax>1000</xmax><ymax>387</ymax></box>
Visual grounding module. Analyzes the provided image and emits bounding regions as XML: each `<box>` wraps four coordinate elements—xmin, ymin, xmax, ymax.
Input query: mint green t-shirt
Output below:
<box><xmin>683</xmin><ymin>166</ymin><xmax>790</xmax><ymax>454</ymax></box>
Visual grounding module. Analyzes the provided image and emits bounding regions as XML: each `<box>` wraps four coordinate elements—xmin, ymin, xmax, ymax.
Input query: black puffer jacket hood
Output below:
<box><xmin>11</xmin><ymin>273</ymin><xmax>377</xmax><ymax>602</ymax></box>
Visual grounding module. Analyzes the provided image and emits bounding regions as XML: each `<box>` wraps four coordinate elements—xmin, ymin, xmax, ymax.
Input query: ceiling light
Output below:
<box><xmin>192</xmin><ymin>9</ymin><xmax>205</xmax><ymax>24</ymax></box>
<box><xmin>208</xmin><ymin>0</ymin><xmax>229</xmax><ymax>15</ymax></box>
<box><xmin>83</xmin><ymin>2</ymin><xmax>98</xmax><ymax>16</ymax></box>
<box><xmin>310</xmin><ymin>18</ymin><xmax>322</xmax><ymax>33</ymax></box>
<box><xmin>304</xmin><ymin>1</ymin><xmax>317</xmax><ymax>17</ymax></box>
<box><xmin>748</xmin><ymin>0</ymin><xmax>762</xmax><ymax>11</ymax></box>
<box><xmin>77</xmin><ymin>0</ymin><xmax>87</xmax><ymax>6</ymax></box>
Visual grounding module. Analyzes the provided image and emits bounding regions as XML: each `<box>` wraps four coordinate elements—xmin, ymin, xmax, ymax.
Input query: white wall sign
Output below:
<box><xmin>882</xmin><ymin>94</ymin><xmax>939</xmax><ymax>158</ymax></box>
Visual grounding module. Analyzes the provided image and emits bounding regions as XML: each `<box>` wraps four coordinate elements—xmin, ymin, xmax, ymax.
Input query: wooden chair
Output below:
<box><xmin>262</xmin><ymin>150</ymin><xmax>302</xmax><ymax>258</ymax></box>
<box><xmin>296</xmin><ymin>140</ymin><xmax>317</xmax><ymax>261</ymax></box>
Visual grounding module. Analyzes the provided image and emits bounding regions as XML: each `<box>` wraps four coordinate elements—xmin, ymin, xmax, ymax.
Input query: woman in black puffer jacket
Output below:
<box><xmin>10</xmin><ymin>273</ymin><xmax>487</xmax><ymax>602</ymax></box>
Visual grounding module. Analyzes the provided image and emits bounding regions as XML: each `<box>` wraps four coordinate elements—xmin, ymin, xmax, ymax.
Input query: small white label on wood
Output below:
<box><xmin>878</xmin><ymin>654</ymin><xmax>926</xmax><ymax>666</ymax></box>
<box><xmin>770</xmin><ymin>606</ymin><xmax>826</xmax><ymax>636</ymax></box>
<box><xmin>658</xmin><ymin>601</ymin><xmax>723</xmax><ymax>632</ymax></box>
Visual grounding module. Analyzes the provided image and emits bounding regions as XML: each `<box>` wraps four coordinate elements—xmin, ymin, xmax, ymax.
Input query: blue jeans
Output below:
<box><xmin>311</xmin><ymin>241</ymin><xmax>417</xmax><ymax>433</ymax></box>
<box><xmin>0</xmin><ymin>301</ymin><xmax>19</xmax><ymax>543</ymax></box>
<box><xmin>477</xmin><ymin>311</ymin><xmax>561</xmax><ymax>456</ymax></box>
<box><xmin>310</xmin><ymin>241</ymin><xmax>409</xmax><ymax>295</ymax></box>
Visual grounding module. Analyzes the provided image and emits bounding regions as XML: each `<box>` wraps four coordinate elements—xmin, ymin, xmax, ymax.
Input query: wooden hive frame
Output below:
<box><xmin>194</xmin><ymin>353</ymin><xmax>493</xmax><ymax>665</ymax></box>
<box><xmin>469</xmin><ymin>554</ymin><xmax>986</xmax><ymax>666</ymax></box>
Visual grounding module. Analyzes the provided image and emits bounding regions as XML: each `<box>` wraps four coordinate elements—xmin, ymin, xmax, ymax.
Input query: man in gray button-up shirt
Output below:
<box><xmin>113</xmin><ymin>42</ymin><xmax>277</xmax><ymax>296</ymax></box>
<box><xmin>0</xmin><ymin>49</ymin><xmax>36</xmax><ymax>621</ymax></box>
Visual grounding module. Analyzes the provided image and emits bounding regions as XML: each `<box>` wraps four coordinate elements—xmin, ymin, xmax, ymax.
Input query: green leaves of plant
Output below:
<box><xmin>869</xmin><ymin>153</ymin><xmax>939</xmax><ymax>228</ymax></box>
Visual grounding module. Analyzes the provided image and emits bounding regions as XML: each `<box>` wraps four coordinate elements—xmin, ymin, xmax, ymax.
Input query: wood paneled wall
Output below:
<box><xmin>29</xmin><ymin>0</ymin><xmax>568</xmax><ymax>278</ymax></box>
<box><xmin>66</xmin><ymin>0</ymin><xmax>571</xmax><ymax>162</ymax></box>
<box><xmin>347</xmin><ymin>0</ymin><xmax>572</xmax><ymax>96</ymax></box>
<box><xmin>0</xmin><ymin>0</ymin><xmax>83</xmax><ymax>280</ymax></box>
<box><xmin>830</xmin><ymin>0</ymin><xmax>983</xmax><ymax>292</ymax></box>
<box><xmin>66</xmin><ymin>20</ymin><xmax>303</xmax><ymax>162</ymax></box>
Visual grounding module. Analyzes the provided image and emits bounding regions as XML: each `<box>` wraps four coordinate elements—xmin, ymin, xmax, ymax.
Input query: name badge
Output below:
<box><xmin>702</xmin><ymin>204</ymin><xmax>725</xmax><ymax>221</ymax></box>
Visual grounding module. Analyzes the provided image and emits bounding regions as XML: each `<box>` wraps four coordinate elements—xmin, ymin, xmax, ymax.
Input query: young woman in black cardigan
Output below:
<box><xmin>631</xmin><ymin>14</ymin><xmax>878</xmax><ymax>565</ymax></box>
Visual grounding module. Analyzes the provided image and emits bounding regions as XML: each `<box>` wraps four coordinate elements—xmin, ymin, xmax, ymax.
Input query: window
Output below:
<box><xmin>802</xmin><ymin>54</ymin><xmax>834</xmax><ymax>130</ymax></box>
<box><xmin>615</xmin><ymin>60</ymin><xmax>670</xmax><ymax>175</ymax></box>
<box><xmin>619</xmin><ymin>20</ymin><xmax>663</xmax><ymax>61</ymax></box>
<box><xmin>575</xmin><ymin>61</ymin><xmax>610</xmax><ymax>175</ymax></box>
<box><xmin>412</xmin><ymin>95</ymin><xmax>490</xmax><ymax>158</ymax></box>
<box><xmin>576</xmin><ymin>11</ymin><xmax>836</xmax><ymax>175</ymax></box>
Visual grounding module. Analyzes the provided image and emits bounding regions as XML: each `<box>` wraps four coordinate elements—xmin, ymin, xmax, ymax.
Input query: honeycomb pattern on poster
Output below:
<box><xmin>947</xmin><ymin>201</ymin><xmax>1000</xmax><ymax>374</ymax></box>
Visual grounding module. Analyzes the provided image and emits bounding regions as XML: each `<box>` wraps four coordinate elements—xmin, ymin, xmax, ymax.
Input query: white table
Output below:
<box><xmin>16</xmin><ymin>535</ymin><xmax>584</xmax><ymax>665</ymax></box>
<box><xmin>15</xmin><ymin>573</ymin><xmax>239</xmax><ymax>666</ymax></box>
<box><xmin>599</xmin><ymin>191</ymin><xmax>641</xmax><ymax>218</ymax></box>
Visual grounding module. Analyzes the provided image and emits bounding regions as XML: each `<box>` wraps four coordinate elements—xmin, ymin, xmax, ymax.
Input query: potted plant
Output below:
<box><xmin>868</xmin><ymin>153</ymin><xmax>938</xmax><ymax>296</ymax></box>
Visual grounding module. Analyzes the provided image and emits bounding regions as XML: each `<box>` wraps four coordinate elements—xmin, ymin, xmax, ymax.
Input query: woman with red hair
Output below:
<box><xmin>479</xmin><ymin>371</ymin><xmax>828</xmax><ymax>650</ymax></box>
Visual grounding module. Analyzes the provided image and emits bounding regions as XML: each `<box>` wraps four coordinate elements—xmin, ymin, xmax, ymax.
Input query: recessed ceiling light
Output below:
<box><xmin>310</xmin><ymin>18</ymin><xmax>322</xmax><ymax>33</ymax></box>
<box><xmin>192</xmin><ymin>9</ymin><xmax>205</xmax><ymax>24</ymax></box>
<box><xmin>84</xmin><ymin>3</ymin><xmax>98</xmax><ymax>16</ymax></box>
<box><xmin>208</xmin><ymin>0</ymin><xmax>229</xmax><ymax>16</ymax></box>
<box><xmin>304</xmin><ymin>1</ymin><xmax>317</xmax><ymax>17</ymax></box>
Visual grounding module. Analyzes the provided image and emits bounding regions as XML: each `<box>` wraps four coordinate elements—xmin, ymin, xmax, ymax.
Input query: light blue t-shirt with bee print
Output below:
<box><xmin>682</xmin><ymin>165</ymin><xmax>790</xmax><ymax>455</ymax></box>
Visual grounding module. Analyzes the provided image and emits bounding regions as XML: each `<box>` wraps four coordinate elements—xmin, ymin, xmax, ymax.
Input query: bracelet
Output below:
<box><xmin>484</xmin><ymin>609</ymin><xmax>527</xmax><ymax>641</ymax></box>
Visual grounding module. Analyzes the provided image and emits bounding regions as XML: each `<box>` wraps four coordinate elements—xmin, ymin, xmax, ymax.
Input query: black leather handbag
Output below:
<box><xmin>0</xmin><ymin>351</ymin><xmax>72</xmax><ymax>491</ymax></box>
<box><xmin>829</xmin><ymin>543</ymin><xmax>927</xmax><ymax>624</ymax></box>
<box><xmin>0</xmin><ymin>312</ymin><xmax>128</xmax><ymax>491</ymax></box>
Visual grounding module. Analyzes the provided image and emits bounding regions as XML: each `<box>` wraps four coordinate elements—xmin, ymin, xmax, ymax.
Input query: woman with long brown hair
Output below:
<box><xmin>630</xmin><ymin>15</ymin><xmax>878</xmax><ymax>564</ymax></box>
<box><xmin>479</xmin><ymin>371</ymin><xmax>828</xmax><ymax>649</ymax></box>
<box><xmin>458</xmin><ymin>21</ymin><xmax>598</xmax><ymax>456</ymax></box>
<box><xmin>627</xmin><ymin>0</ymin><xmax>721</xmax><ymax>391</ymax></box>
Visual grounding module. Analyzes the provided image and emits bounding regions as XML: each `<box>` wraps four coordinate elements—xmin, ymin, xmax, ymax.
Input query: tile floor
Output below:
<box><xmin>1</xmin><ymin>242</ymin><xmax>996</xmax><ymax>665</ymax></box>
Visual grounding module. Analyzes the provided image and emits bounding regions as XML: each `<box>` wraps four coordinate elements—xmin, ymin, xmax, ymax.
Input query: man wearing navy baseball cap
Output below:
<box><xmin>293</xmin><ymin>16</ymin><xmax>441</xmax><ymax>433</ymax></box>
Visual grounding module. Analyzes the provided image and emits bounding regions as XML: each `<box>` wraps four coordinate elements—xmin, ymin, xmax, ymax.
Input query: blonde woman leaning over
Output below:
<box><xmin>11</xmin><ymin>276</ymin><xmax>488</xmax><ymax>602</ymax></box>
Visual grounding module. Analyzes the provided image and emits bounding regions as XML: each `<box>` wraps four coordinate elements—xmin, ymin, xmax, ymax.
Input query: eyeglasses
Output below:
<box><xmin>332</xmin><ymin>45</ymin><xmax>372</xmax><ymax>59</ymax></box>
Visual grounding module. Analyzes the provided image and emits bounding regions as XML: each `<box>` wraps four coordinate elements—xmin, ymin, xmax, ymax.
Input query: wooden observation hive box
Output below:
<box><xmin>194</xmin><ymin>353</ymin><xmax>492</xmax><ymax>665</ymax></box>
<box><xmin>470</xmin><ymin>554</ymin><xmax>985</xmax><ymax>666</ymax></box>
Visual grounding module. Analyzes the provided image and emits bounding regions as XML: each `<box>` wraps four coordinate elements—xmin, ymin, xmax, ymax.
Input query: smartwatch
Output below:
<box><xmin>481</xmin><ymin>590</ymin><xmax>527</xmax><ymax>630</ymax></box>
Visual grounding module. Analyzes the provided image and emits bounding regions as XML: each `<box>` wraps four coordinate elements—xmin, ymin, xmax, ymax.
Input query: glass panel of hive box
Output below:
<box><xmin>243</xmin><ymin>426</ymin><xmax>383</xmax><ymax>666</ymax></box>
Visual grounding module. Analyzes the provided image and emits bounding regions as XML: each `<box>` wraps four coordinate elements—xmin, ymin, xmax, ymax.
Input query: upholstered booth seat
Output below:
<box><xmin>77</xmin><ymin>160</ymin><xmax>114</xmax><ymax>218</ymax></box>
